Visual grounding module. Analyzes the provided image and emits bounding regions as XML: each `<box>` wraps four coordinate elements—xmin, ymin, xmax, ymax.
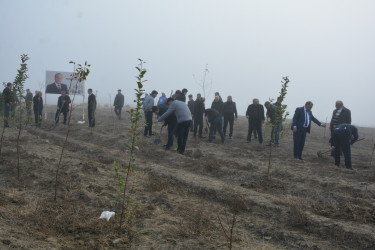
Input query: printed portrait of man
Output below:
<box><xmin>46</xmin><ymin>73</ymin><xmax>69</xmax><ymax>94</ymax></box>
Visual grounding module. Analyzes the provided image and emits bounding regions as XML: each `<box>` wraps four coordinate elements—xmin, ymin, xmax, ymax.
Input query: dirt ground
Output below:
<box><xmin>0</xmin><ymin>104</ymin><xmax>374</xmax><ymax>249</ymax></box>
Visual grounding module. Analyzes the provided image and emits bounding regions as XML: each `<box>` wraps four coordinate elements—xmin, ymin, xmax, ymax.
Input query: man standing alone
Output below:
<box><xmin>143</xmin><ymin>90</ymin><xmax>158</xmax><ymax>137</ymax></box>
<box><xmin>291</xmin><ymin>101</ymin><xmax>326</xmax><ymax>160</ymax></box>
<box><xmin>246</xmin><ymin>98</ymin><xmax>265</xmax><ymax>144</ymax></box>
<box><xmin>114</xmin><ymin>89</ymin><xmax>124</xmax><ymax>119</ymax></box>
<box><xmin>88</xmin><ymin>88</ymin><xmax>96</xmax><ymax>127</ymax></box>
<box><xmin>55</xmin><ymin>91</ymin><xmax>71</xmax><ymax>125</ymax></box>
<box><xmin>222</xmin><ymin>96</ymin><xmax>237</xmax><ymax>139</ymax></box>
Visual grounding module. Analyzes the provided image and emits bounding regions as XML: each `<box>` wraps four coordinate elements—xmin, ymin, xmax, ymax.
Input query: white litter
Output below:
<box><xmin>99</xmin><ymin>211</ymin><xmax>115</xmax><ymax>221</ymax></box>
<box><xmin>77</xmin><ymin>121</ymin><xmax>85</xmax><ymax>124</ymax></box>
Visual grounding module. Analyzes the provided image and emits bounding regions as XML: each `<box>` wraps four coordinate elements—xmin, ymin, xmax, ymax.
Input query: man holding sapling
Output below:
<box><xmin>153</xmin><ymin>97</ymin><xmax>177</xmax><ymax>150</ymax></box>
<box><xmin>291</xmin><ymin>101</ymin><xmax>326</xmax><ymax>160</ymax></box>
<box><xmin>87</xmin><ymin>88</ymin><xmax>96</xmax><ymax>127</ymax></box>
<box><xmin>114</xmin><ymin>89</ymin><xmax>124</xmax><ymax>119</ymax></box>
<box><xmin>222</xmin><ymin>96</ymin><xmax>237</xmax><ymax>139</ymax></box>
<box><xmin>143</xmin><ymin>90</ymin><xmax>158</xmax><ymax>137</ymax></box>
<box><xmin>156</xmin><ymin>99</ymin><xmax>192</xmax><ymax>154</ymax></box>
<box><xmin>246</xmin><ymin>98</ymin><xmax>265</xmax><ymax>144</ymax></box>
<box><xmin>55</xmin><ymin>90</ymin><xmax>71</xmax><ymax>125</ymax></box>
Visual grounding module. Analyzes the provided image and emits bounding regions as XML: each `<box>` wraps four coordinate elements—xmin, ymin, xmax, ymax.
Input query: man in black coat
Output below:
<box><xmin>175</xmin><ymin>88</ymin><xmax>188</xmax><ymax>103</ymax></box>
<box><xmin>88</xmin><ymin>88</ymin><xmax>96</xmax><ymax>127</ymax></box>
<box><xmin>265</xmin><ymin>101</ymin><xmax>282</xmax><ymax>146</ymax></box>
<box><xmin>331</xmin><ymin>124</ymin><xmax>358</xmax><ymax>170</ymax></box>
<box><xmin>205</xmin><ymin>108</ymin><xmax>225</xmax><ymax>143</ymax></box>
<box><xmin>33</xmin><ymin>91</ymin><xmax>43</xmax><ymax>127</ymax></box>
<box><xmin>222</xmin><ymin>96</ymin><xmax>237</xmax><ymax>139</ymax></box>
<box><xmin>114</xmin><ymin>89</ymin><xmax>124</xmax><ymax>119</ymax></box>
<box><xmin>25</xmin><ymin>89</ymin><xmax>33</xmax><ymax>116</ymax></box>
<box><xmin>246</xmin><ymin>98</ymin><xmax>265</xmax><ymax>144</ymax></box>
<box><xmin>187</xmin><ymin>94</ymin><xmax>194</xmax><ymax>132</ymax></box>
<box><xmin>2</xmin><ymin>82</ymin><xmax>14</xmax><ymax>127</ymax></box>
<box><xmin>46</xmin><ymin>73</ymin><xmax>69</xmax><ymax>94</ymax></box>
<box><xmin>55</xmin><ymin>91</ymin><xmax>71</xmax><ymax>125</ymax></box>
<box><xmin>193</xmin><ymin>93</ymin><xmax>205</xmax><ymax>138</ymax></box>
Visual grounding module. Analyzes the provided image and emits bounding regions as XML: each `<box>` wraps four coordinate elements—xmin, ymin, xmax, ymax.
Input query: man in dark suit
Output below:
<box><xmin>114</xmin><ymin>89</ymin><xmax>124</xmax><ymax>119</ymax></box>
<box><xmin>291</xmin><ymin>101</ymin><xmax>326</xmax><ymax>160</ymax></box>
<box><xmin>46</xmin><ymin>73</ymin><xmax>69</xmax><ymax>94</ymax></box>
<box><xmin>87</xmin><ymin>88</ymin><xmax>96</xmax><ymax>127</ymax></box>
<box><xmin>246</xmin><ymin>98</ymin><xmax>265</xmax><ymax>144</ymax></box>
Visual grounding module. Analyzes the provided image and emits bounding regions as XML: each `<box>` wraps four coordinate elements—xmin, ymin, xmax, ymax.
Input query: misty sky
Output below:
<box><xmin>1</xmin><ymin>0</ymin><xmax>374</xmax><ymax>126</ymax></box>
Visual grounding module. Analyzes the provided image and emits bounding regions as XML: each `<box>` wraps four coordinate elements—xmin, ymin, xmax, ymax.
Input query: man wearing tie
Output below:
<box><xmin>46</xmin><ymin>73</ymin><xmax>69</xmax><ymax>94</ymax></box>
<box><xmin>291</xmin><ymin>101</ymin><xmax>326</xmax><ymax>160</ymax></box>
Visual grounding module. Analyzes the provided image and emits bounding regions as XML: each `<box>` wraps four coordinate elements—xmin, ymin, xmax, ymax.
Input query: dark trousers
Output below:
<box><xmin>114</xmin><ymin>106</ymin><xmax>122</xmax><ymax>119</ymax></box>
<box><xmin>144</xmin><ymin>111</ymin><xmax>153</xmax><ymax>136</ymax></box>
<box><xmin>3</xmin><ymin>103</ymin><xmax>11</xmax><ymax>126</ymax></box>
<box><xmin>223</xmin><ymin>115</ymin><xmax>234</xmax><ymax>137</ymax></box>
<box><xmin>194</xmin><ymin>114</ymin><xmax>203</xmax><ymax>136</ymax></box>
<box><xmin>190</xmin><ymin>118</ymin><xmax>194</xmax><ymax>131</ymax></box>
<box><xmin>293</xmin><ymin>127</ymin><xmax>307</xmax><ymax>159</ymax></box>
<box><xmin>209</xmin><ymin>117</ymin><xmax>225</xmax><ymax>142</ymax></box>
<box><xmin>333</xmin><ymin>129</ymin><xmax>352</xmax><ymax>168</ymax></box>
<box><xmin>270</xmin><ymin>122</ymin><xmax>282</xmax><ymax>145</ymax></box>
<box><xmin>34</xmin><ymin>109</ymin><xmax>42</xmax><ymax>127</ymax></box>
<box><xmin>247</xmin><ymin>120</ymin><xmax>263</xmax><ymax>143</ymax></box>
<box><xmin>176</xmin><ymin>120</ymin><xmax>191</xmax><ymax>153</ymax></box>
<box><xmin>166</xmin><ymin>120</ymin><xmax>177</xmax><ymax>148</ymax></box>
<box><xmin>88</xmin><ymin>108</ymin><xmax>95</xmax><ymax>127</ymax></box>
<box><xmin>55</xmin><ymin>108</ymin><xmax>68</xmax><ymax>124</ymax></box>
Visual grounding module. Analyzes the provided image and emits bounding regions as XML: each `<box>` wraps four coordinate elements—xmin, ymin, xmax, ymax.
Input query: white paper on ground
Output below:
<box><xmin>99</xmin><ymin>211</ymin><xmax>115</xmax><ymax>221</ymax></box>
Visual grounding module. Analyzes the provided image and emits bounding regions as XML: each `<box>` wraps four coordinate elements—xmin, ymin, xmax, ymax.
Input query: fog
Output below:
<box><xmin>1</xmin><ymin>0</ymin><xmax>374</xmax><ymax>126</ymax></box>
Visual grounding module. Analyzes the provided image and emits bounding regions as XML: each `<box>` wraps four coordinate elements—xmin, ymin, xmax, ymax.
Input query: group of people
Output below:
<box><xmin>142</xmin><ymin>89</ymin><xmax>359</xmax><ymax>170</ymax></box>
<box><xmin>1</xmin><ymin>81</ymin><xmax>359</xmax><ymax>170</ymax></box>
<box><xmin>1</xmin><ymin>82</ymin><xmax>44</xmax><ymax>127</ymax></box>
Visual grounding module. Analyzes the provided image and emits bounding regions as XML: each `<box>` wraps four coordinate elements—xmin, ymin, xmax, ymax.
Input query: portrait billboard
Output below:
<box><xmin>45</xmin><ymin>71</ymin><xmax>85</xmax><ymax>95</ymax></box>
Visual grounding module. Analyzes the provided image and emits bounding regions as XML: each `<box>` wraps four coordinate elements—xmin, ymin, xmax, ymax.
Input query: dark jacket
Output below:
<box><xmin>246</xmin><ymin>104</ymin><xmax>265</xmax><ymax>122</ymax></box>
<box><xmin>205</xmin><ymin>108</ymin><xmax>220</xmax><ymax>123</ymax></box>
<box><xmin>57</xmin><ymin>95</ymin><xmax>71</xmax><ymax>110</ymax></box>
<box><xmin>211</xmin><ymin>100</ymin><xmax>224</xmax><ymax>115</ymax></box>
<box><xmin>222</xmin><ymin>101</ymin><xmax>237</xmax><ymax>118</ymax></box>
<box><xmin>158</xmin><ymin>103</ymin><xmax>177</xmax><ymax>125</ymax></box>
<box><xmin>88</xmin><ymin>94</ymin><xmax>96</xmax><ymax>110</ymax></box>
<box><xmin>25</xmin><ymin>92</ymin><xmax>33</xmax><ymax>103</ymax></box>
<box><xmin>193</xmin><ymin>99</ymin><xmax>205</xmax><ymax>116</ymax></box>
<box><xmin>188</xmin><ymin>100</ymin><xmax>194</xmax><ymax>114</ymax></box>
<box><xmin>266</xmin><ymin>105</ymin><xmax>276</xmax><ymax>123</ymax></box>
<box><xmin>2</xmin><ymin>87</ymin><xmax>14</xmax><ymax>104</ymax></box>
<box><xmin>291</xmin><ymin>106</ymin><xmax>321</xmax><ymax>133</ymax></box>
<box><xmin>33</xmin><ymin>95</ymin><xmax>43</xmax><ymax>111</ymax></box>
<box><xmin>330</xmin><ymin>107</ymin><xmax>351</xmax><ymax>131</ymax></box>
<box><xmin>175</xmin><ymin>93</ymin><xmax>186</xmax><ymax>103</ymax></box>
<box><xmin>333</xmin><ymin>123</ymin><xmax>358</xmax><ymax>144</ymax></box>
<box><xmin>114</xmin><ymin>93</ymin><xmax>124</xmax><ymax>107</ymax></box>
